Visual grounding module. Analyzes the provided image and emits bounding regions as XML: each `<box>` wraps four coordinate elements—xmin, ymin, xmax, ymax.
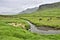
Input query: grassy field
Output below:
<box><xmin>19</xmin><ymin>8</ymin><xmax>60</xmax><ymax>29</ymax></box>
<box><xmin>0</xmin><ymin>16</ymin><xmax>30</xmax><ymax>30</ymax></box>
<box><xmin>0</xmin><ymin>17</ymin><xmax>60</xmax><ymax>40</ymax></box>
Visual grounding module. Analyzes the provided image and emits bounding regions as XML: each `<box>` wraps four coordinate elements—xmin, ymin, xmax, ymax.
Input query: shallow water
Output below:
<box><xmin>26</xmin><ymin>21</ymin><xmax>60</xmax><ymax>34</ymax></box>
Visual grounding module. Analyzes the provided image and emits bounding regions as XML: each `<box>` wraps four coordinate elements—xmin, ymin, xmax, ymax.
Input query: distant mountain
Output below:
<box><xmin>19</xmin><ymin>7</ymin><xmax>38</xmax><ymax>14</ymax></box>
<box><xmin>19</xmin><ymin>2</ymin><xmax>60</xmax><ymax>14</ymax></box>
<box><xmin>39</xmin><ymin>2</ymin><xmax>60</xmax><ymax>10</ymax></box>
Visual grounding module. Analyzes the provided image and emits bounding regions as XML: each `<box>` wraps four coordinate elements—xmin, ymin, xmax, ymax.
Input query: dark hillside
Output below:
<box><xmin>39</xmin><ymin>2</ymin><xmax>60</xmax><ymax>10</ymax></box>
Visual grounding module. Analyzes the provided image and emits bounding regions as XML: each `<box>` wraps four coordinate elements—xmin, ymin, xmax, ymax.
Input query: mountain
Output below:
<box><xmin>19</xmin><ymin>2</ymin><xmax>60</xmax><ymax>14</ymax></box>
<box><xmin>19</xmin><ymin>7</ymin><xmax>38</xmax><ymax>14</ymax></box>
<box><xmin>39</xmin><ymin>2</ymin><xmax>60</xmax><ymax>10</ymax></box>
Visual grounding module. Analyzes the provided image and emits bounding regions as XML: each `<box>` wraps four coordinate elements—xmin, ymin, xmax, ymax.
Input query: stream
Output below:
<box><xmin>26</xmin><ymin>21</ymin><xmax>60</xmax><ymax>34</ymax></box>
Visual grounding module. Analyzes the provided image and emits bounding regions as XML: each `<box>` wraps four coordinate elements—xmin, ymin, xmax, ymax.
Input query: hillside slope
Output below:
<box><xmin>19</xmin><ymin>7</ymin><xmax>38</xmax><ymax>14</ymax></box>
<box><xmin>39</xmin><ymin>2</ymin><xmax>60</xmax><ymax>10</ymax></box>
<box><xmin>20</xmin><ymin>2</ymin><xmax>60</xmax><ymax>29</ymax></box>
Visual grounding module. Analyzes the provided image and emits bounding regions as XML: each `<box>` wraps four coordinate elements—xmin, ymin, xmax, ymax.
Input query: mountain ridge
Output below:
<box><xmin>19</xmin><ymin>7</ymin><xmax>38</xmax><ymax>14</ymax></box>
<box><xmin>39</xmin><ymin>2</ymin><xmax>60</xmax><ymax>10</ymax></box>
<box><xmin>19</xmin><ymin>2</ymin><xmax>60</xmax><ymax>14</ymax></box>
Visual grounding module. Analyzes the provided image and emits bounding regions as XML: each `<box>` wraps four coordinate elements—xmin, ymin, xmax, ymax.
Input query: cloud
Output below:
<box><xmin>0</xmin><ymin>0</ymin><xmax>60</xmax><ymax>15</ymax></box>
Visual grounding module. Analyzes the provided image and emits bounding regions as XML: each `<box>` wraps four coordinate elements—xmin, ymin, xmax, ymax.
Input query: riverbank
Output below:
<box><xmin>26</xmin><ymin>20</ymin><xmax>60</xmax><ymax>34</ymax></box>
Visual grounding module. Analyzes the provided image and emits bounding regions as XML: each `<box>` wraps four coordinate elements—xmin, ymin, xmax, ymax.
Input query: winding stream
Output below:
<box><xmin>26</xmin><ymin>21</ymin><xmax>60</xmax><ymax>34</ymax></box>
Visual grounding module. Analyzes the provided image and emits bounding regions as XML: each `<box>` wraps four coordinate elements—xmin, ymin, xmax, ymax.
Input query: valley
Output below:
<box><xmin>0</xmin><ymin>2</ymin><xmax>60</xmax><ymax>40</ymax></box>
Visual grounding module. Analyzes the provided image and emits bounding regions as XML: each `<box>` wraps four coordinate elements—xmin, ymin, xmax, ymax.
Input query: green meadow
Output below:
<box><xmin>20</xmin><ymin>8</ymin><xmax>60</xmax><ymax>29</ymax></box>
<box><xmin>0</xmin><ymin>16</ymin><xmax>60</xmax><ymax>40</ymax></box>
<box><xmin>0</xmin><ymin>4</ymin><xmax>60</xmax><ymax>40</ymax></box>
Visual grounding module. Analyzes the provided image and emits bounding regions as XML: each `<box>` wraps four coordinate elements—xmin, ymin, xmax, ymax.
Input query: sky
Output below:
<box><xmin>0</xmin><ymin>0</ymin><xmax>60</xmax><ymax>15</ymax></box>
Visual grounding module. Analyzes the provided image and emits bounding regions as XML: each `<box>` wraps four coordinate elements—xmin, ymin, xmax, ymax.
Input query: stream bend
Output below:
<box><xmin>26</xmin><ymin>21</ymin><xmax>60</xmax><ymax>34</ymax></box>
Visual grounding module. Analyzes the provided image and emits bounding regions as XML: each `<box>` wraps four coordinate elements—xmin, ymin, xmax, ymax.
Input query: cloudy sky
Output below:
<box><xmin>0</xmin><ymin>0</ymin><xmax>60</xmax><ymax>15</ymax></box>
